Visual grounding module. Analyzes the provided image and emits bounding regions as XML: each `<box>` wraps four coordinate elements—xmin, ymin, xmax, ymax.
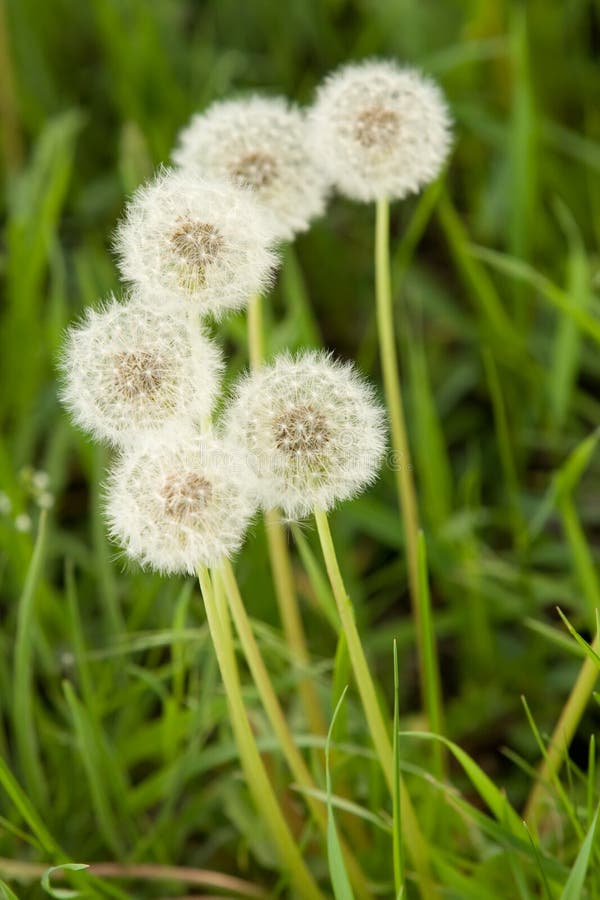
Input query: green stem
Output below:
<box><xmin>417</xmin><ymin>532</ymin><xmax>446</xmax><ymax>781</ymax></box>
<box><xmin>14</xmin><ymin>511</ymin><xmax>49</xmax><ymax>810</ymax></box>
<box><xmin>219</xmin><ymin>559</ymin><xmax>370</xmax><ymax>900</ymax></box>
<box><xmin>313</xmin><ymin>509</ymin><xmax>438</xmax><ymax>900</ymax></box>
<box><xmin>247</xmin><ymin>293</ymin><xmax>264</xmax><ymax>371</ymax></box>
<box><xmin>524</xmin><ymin>644</ymin><xmax>599</xmax><ymax>827</ymax></box>
<box><xmin>375</xmin><ymin>197</ymin><xmax>426</xmax><ymax>705</ymax></box>
<box><xmin>198</xmin><ymin>565</ymin><xmax>324</xmax><ymax>900</ymax></box>
<box><xmin>247</xmin><ymin>292</ymin><xmax>326</xmax><ymax>737</ymax></box>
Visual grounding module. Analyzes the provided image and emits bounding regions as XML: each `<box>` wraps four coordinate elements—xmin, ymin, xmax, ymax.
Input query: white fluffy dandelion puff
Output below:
<box><xmin>224</xmin><ymin>351</ymin><xmax>386</xmax><ymax>519</ymax></box>
<box><xmin>59</xmin><ymin>292</ymin><xmax>223</xmax><ymax>446</ymax></box>
<box><xmin>105</xmin><ymin>434</ymin><xmax>257</xmax><ymax>574</ymax></box>
<box><xmin>173</xmin><ymin>96</ymin><xmax>330</xmax><ymax>241</ymax></box>
<box><xmin>114</xmin><ymin>169</ymin><xmax>279</xmax><ymax>318</ymax></box>
<box><xmin>309</xmin><ymin>59</ymin><xmax>452</xmax><ymax>203</ymax></box>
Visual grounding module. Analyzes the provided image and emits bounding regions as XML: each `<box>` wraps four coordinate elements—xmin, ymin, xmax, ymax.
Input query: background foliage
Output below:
<box><xmin>1</xmin><ymin>0</ymin><xmax>600</xmax><ymax>897</ymax></box>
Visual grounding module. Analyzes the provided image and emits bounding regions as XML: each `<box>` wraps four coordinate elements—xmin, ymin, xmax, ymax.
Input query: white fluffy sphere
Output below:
<box><xmin>224</xmin><ymin>351</ymin><xmax>386</xmax><ymax>519</ymax></box>
<box><xmin>105</xmin><ymin>434</ymin><xmax>257</xmax><ymax>574</ymax></box>
<box><xmin>59</xmin><ymin>293</ymin><xmax>222</xmax><ymax>447</ymax></box>
<box><xmin>173</xmin><ymin>96</ymin><xmax>330</xmax><ymax>242</ymax></box>
<box><xmin>309</xmin><ymin>59</ymin><xmax>452</xmax><ymax>202</ymax></box>
<box><xmin>114</xmin><ymin>169</ymin><xmax>279</xmax><ymax>318</ymax></box>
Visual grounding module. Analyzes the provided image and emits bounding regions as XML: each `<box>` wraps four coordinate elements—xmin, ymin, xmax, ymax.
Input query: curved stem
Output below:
<box><xmin>313</xmin><ymin>510</ymin><xmax>438</xmax><ymax>900</ymax></box>
<box><xmin>247</xmin><ymin>292</ymin><xmax>326</xmax><ymax>736</ymax></box>
<box><xmin>219</xmin><ymin>559</ymin><xmax>370</xmax><ymax>899</ymax></box>
<box><xmin>375</xmin><ymin>197</ymin><xmax>427</xmax><ymax>709</ymax></box>
<box><xmin>198</xmin><ymin>566</ymin><xmax>323</xmax><ymax>900</ymax></box>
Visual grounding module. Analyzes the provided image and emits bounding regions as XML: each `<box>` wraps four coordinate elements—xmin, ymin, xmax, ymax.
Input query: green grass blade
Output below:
<box><xmin>0</xmin><ymin>881</ymin><xmax>20</xmax><ymax>900</ymax></box>
<box><xmin>62</xmin><ymin>681</ymin><xmax>126</xmax><ymax>857</ymax></box>
<box><xmin>392</xmin><ymin>641</ymin><xmax>404</xmax><ymax>898</ymax></box>
<box><xmin>400</xmin><ymin>731</ymin><xmax>523</xmax><ymax>835</ymax></box>
<box><xmin>549</xmin><ymin>201</ymin><xmax>589</xmax><ymax>430</ymax></box>
<box><xmin>41</xmin><ymin>864</ymin><xmax>89</xmax><ymax>899</ymax></box>
<box><xmin>559</xmin><ymin>806</ymin><xmax>599</xmax><ymax>900</ymax></box>
<box><xmin>0</xmin><ymin>756</ymin><xmax>59</xmax><ymax>855</ymax></box>
<box><xmin>12</xmin><ymin>510</ymin><xmax>48</xmax><ymax>810</ymax></box>
<box><xmin>471</xmin><ymin>245</ymin><xmax>600</xmax><ymax>345</ymax></box>
<box><xmin>326</xmin><ymin>687</ymin><xmax>355</xmax><ymax>900</ymax></box>
<box><xmin>417</xmin><ymin>533</ymin><xmax>445</xmax><ymax>780</ymax></box>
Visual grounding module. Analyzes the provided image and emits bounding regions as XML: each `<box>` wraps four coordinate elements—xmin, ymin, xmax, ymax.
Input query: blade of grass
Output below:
<box><xmin>549</xmin><ymin>200</ymin><xmax>589</xmax><ymax>431</ymax></box>
<box><xmin>392</xmin><ymin>641</ymin><xmax>404</xmax><ymax>898</ymax></box>
<box><xmin>471</xmin><ymin>245</ymin><xmax>600</xmax><ymax>345</ymax></box>
<box><xmin>62</xmin><ymin>681</ymin><xmax>130</xmax><ymax>857</ymax></box>
<box><xmin>417</xmin><ymin>533</ymin><xmax>445</xmax><ymax>780</ymax></box>
<box><xmin>521</xmin><ymin>695</ymin><xmax>585</xmax><ymax>837</ymax></box>
<box><xmin>559</xmin><ymin>805</ymin><xmax>599</xmax><ymax>900</ymax></box>
<box><xmin>13</xmin><ymin>510</ymin><xmax>48</xmax><ymax>810</ymax></box>
<box><xmin>325</xmin><ymin>687</ymin><xmax>355</xmax><ymax>900</ymax></box>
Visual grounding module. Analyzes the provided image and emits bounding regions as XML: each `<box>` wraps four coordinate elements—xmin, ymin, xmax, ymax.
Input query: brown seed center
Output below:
<box><xmin>230</xmin><ymin>151</ymin><xmax>279</xmax><ymax>189</ymax></box>
<box><xmin>354</xmin><ymin>106</ymin><xmax>400</xmax><ymax>149</ymax></box>
<box><xmin>274</xmin><ymin>404</ymin><xmax>331</xmax><ymax>457</ymax></box>
<box><xmin>161</xmin><ymin>472</ymin><xmax>213</xmax><ymax>525</ymax></box>
<box><xmin>169</xmin><ymin>220</ymin><xmax>224</xmax><ymax>274</ymax></box>
<box><xmin>112</xmin><ymin>351</ymin><xmax>165</xmax><ymax>400</ymax></box>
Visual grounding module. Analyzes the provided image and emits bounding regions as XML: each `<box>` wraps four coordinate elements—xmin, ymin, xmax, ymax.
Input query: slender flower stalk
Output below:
<box><xmin>375</xmin><ymin>196</ymin><xmax>427</xmax><ymax>706</ymax></box>
<box><xmin>313</xmin><ymin>508</ymin><xmax>438</xmax><ymax>900</ymax></box>
<box><xmin>246</xmin><ymin>294</ymin><xmax>326</xmax><ymax>737</ymax></box>
<box><xmin>218</xmin><ymin>559</ymin><xmax>370</xmax><ymax>900</ymax></box>
<box><xmin>197</xmin><ymin>565</ymin><xmax>324</xmax><ymax>900</ymax></box>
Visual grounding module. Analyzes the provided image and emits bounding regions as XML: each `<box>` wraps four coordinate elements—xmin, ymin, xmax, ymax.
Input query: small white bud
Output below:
<box><xmin>59</xmin><ymin>292</ymin><xmax>223</xmax><ymax>447</ymax></box>
<box><xmin>105</xmin><ymin>434</ymin><xmax>258</xmax><ymax>574</ymax></box>
<box><xmin>15</xmin><ymin>513</ymin><xmax>32</xmax><ymax>533</ymax></box>
<box><xmin>173</xmin><ymin>96</ymin><xmax>330</xmax><ymax>241</ymax></box>
<box><xmin>32</xmin><ymin>471</ymin><xmax>50</xmax><ymax>491</ymax></box>
<box><xmin>114</xmin><ymin>168</ymin><xmax>279</xmax><ymax>318</ymax></box>
<box><xmin>224</xmin><ymin>351</ymin><xmax>386</xmax><ymax>519</ymax></box>
<box><xmin>309</xmin><ymin>59</ymin><xmax>452</xmax><ymax>202</ymax></box>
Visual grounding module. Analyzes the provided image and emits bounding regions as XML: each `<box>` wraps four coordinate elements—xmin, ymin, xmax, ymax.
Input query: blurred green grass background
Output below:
<box><xmin>1</xmin><ymin>0</ymin><xmax>600</xmax><ymax>897</ymax></box>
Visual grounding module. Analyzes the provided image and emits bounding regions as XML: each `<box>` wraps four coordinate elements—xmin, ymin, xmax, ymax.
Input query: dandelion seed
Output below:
<box><xmin>115</xmin><ymin>168</ymin><xmax>278</xmax><ymax>318</ymax></box>
<box><xmin>173</xmin><ymin>96</ymin><xmax>330</xmax><ymax>241</ymax></box>
<box><xmin>105</xmin><ymin>434</ymin><xmax>257</xmax><ymax>574</ymax></box>
<box><xmin>32</xmin><ymin>471</ymin><xmax>50</xmax><ymax>491</ymax></box>
<box><xmin>37</xmin><ymin>493</ymin><xmax>55</xmax><ymax>510</ymax></box>
<box><xmin>224</xmin><ymin>351</ymin><xmax>386</xmax><ymax>519</ymax></box>
<box><xmin>309</xmin><ymin>59</ymin><xmax>452</xmax><ymax>202</ymax></box>
<box><xmin>59</xmin><ymin>293</ymin><xmax>223</xmax><ymax>447</ymax></box>
<box><xmin>15</xmin><ymin>513</ymin><xmax>31</xmax><ymax>533</ymax></box>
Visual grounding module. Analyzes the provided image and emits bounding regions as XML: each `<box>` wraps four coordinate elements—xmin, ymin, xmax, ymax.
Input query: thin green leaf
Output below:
<box><xmin>326</xmin><ymin>687</ymin><xmax>355</xmax><ymax>900</ymax></box>
<box><xmin>559</xmin><ymin>806</ymin><xmax>599</xmax><ymax>899</ymax></box>
<box><xmin>41</xmin><ymin>864</ymin><xmax>89</xmax><ymax>899</ymax></box>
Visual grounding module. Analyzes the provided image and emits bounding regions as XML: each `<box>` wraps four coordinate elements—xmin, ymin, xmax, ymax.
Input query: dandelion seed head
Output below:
<box><xmin>59</xmin><ymin>292</ymin><xmax>223</xmax><ymax>447</ymax></box>
<box><xmin>115</xmin><ymin>169</ymin><xmax>279</xmax><ymax>318</ymax></box>
<box><xmin>224</xmin><ymin>351</ymin><xmax>386</xmax><ymax>519</ymax></box>
<box><xmin>309</xmin><ymin>59</ymin><xmax>452</xmax><ymax>202</ymax></box>
<box><xmin>106</xmin><ymin>434</ymin><xmax>257</xmax><ymax>574</ymax></box>
<box><xmin>173</xmin><ymin>96</ymin><xmax>330</xmax><ymax>241</ymax></box>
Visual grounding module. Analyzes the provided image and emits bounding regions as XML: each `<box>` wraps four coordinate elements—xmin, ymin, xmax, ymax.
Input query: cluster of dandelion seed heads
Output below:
<box><xmin>106</xmin><ymin>435</ymin><xmax>257</xmax><ymax>574</ymax></box>
<box><xmin>173</xmin><ymin>96</ymin><xmax>330</xmax><ymax>242</ymax></box>
<box><xmin>224</xmin><ymin>351</ymin><xmax>386</xmax><ymax>519</ymax></box>
<box><xmin>60</xmin><ymin>294</ymin><xmax>223</xmax><ymax>447</ymax></box>
<box><xmin>309</xmin><ymin>59</ymin><xmax>452</xmax><ymax>202</ymax></box>
<box><xmin>115</xmin><ymin>168</ymin><xmax>279</xmax><ymax>318</ymax></box>
<box><xmin>60</xmin><ymin>58</ymin><xmax>451</xmax><ymax>572</ymax></box>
